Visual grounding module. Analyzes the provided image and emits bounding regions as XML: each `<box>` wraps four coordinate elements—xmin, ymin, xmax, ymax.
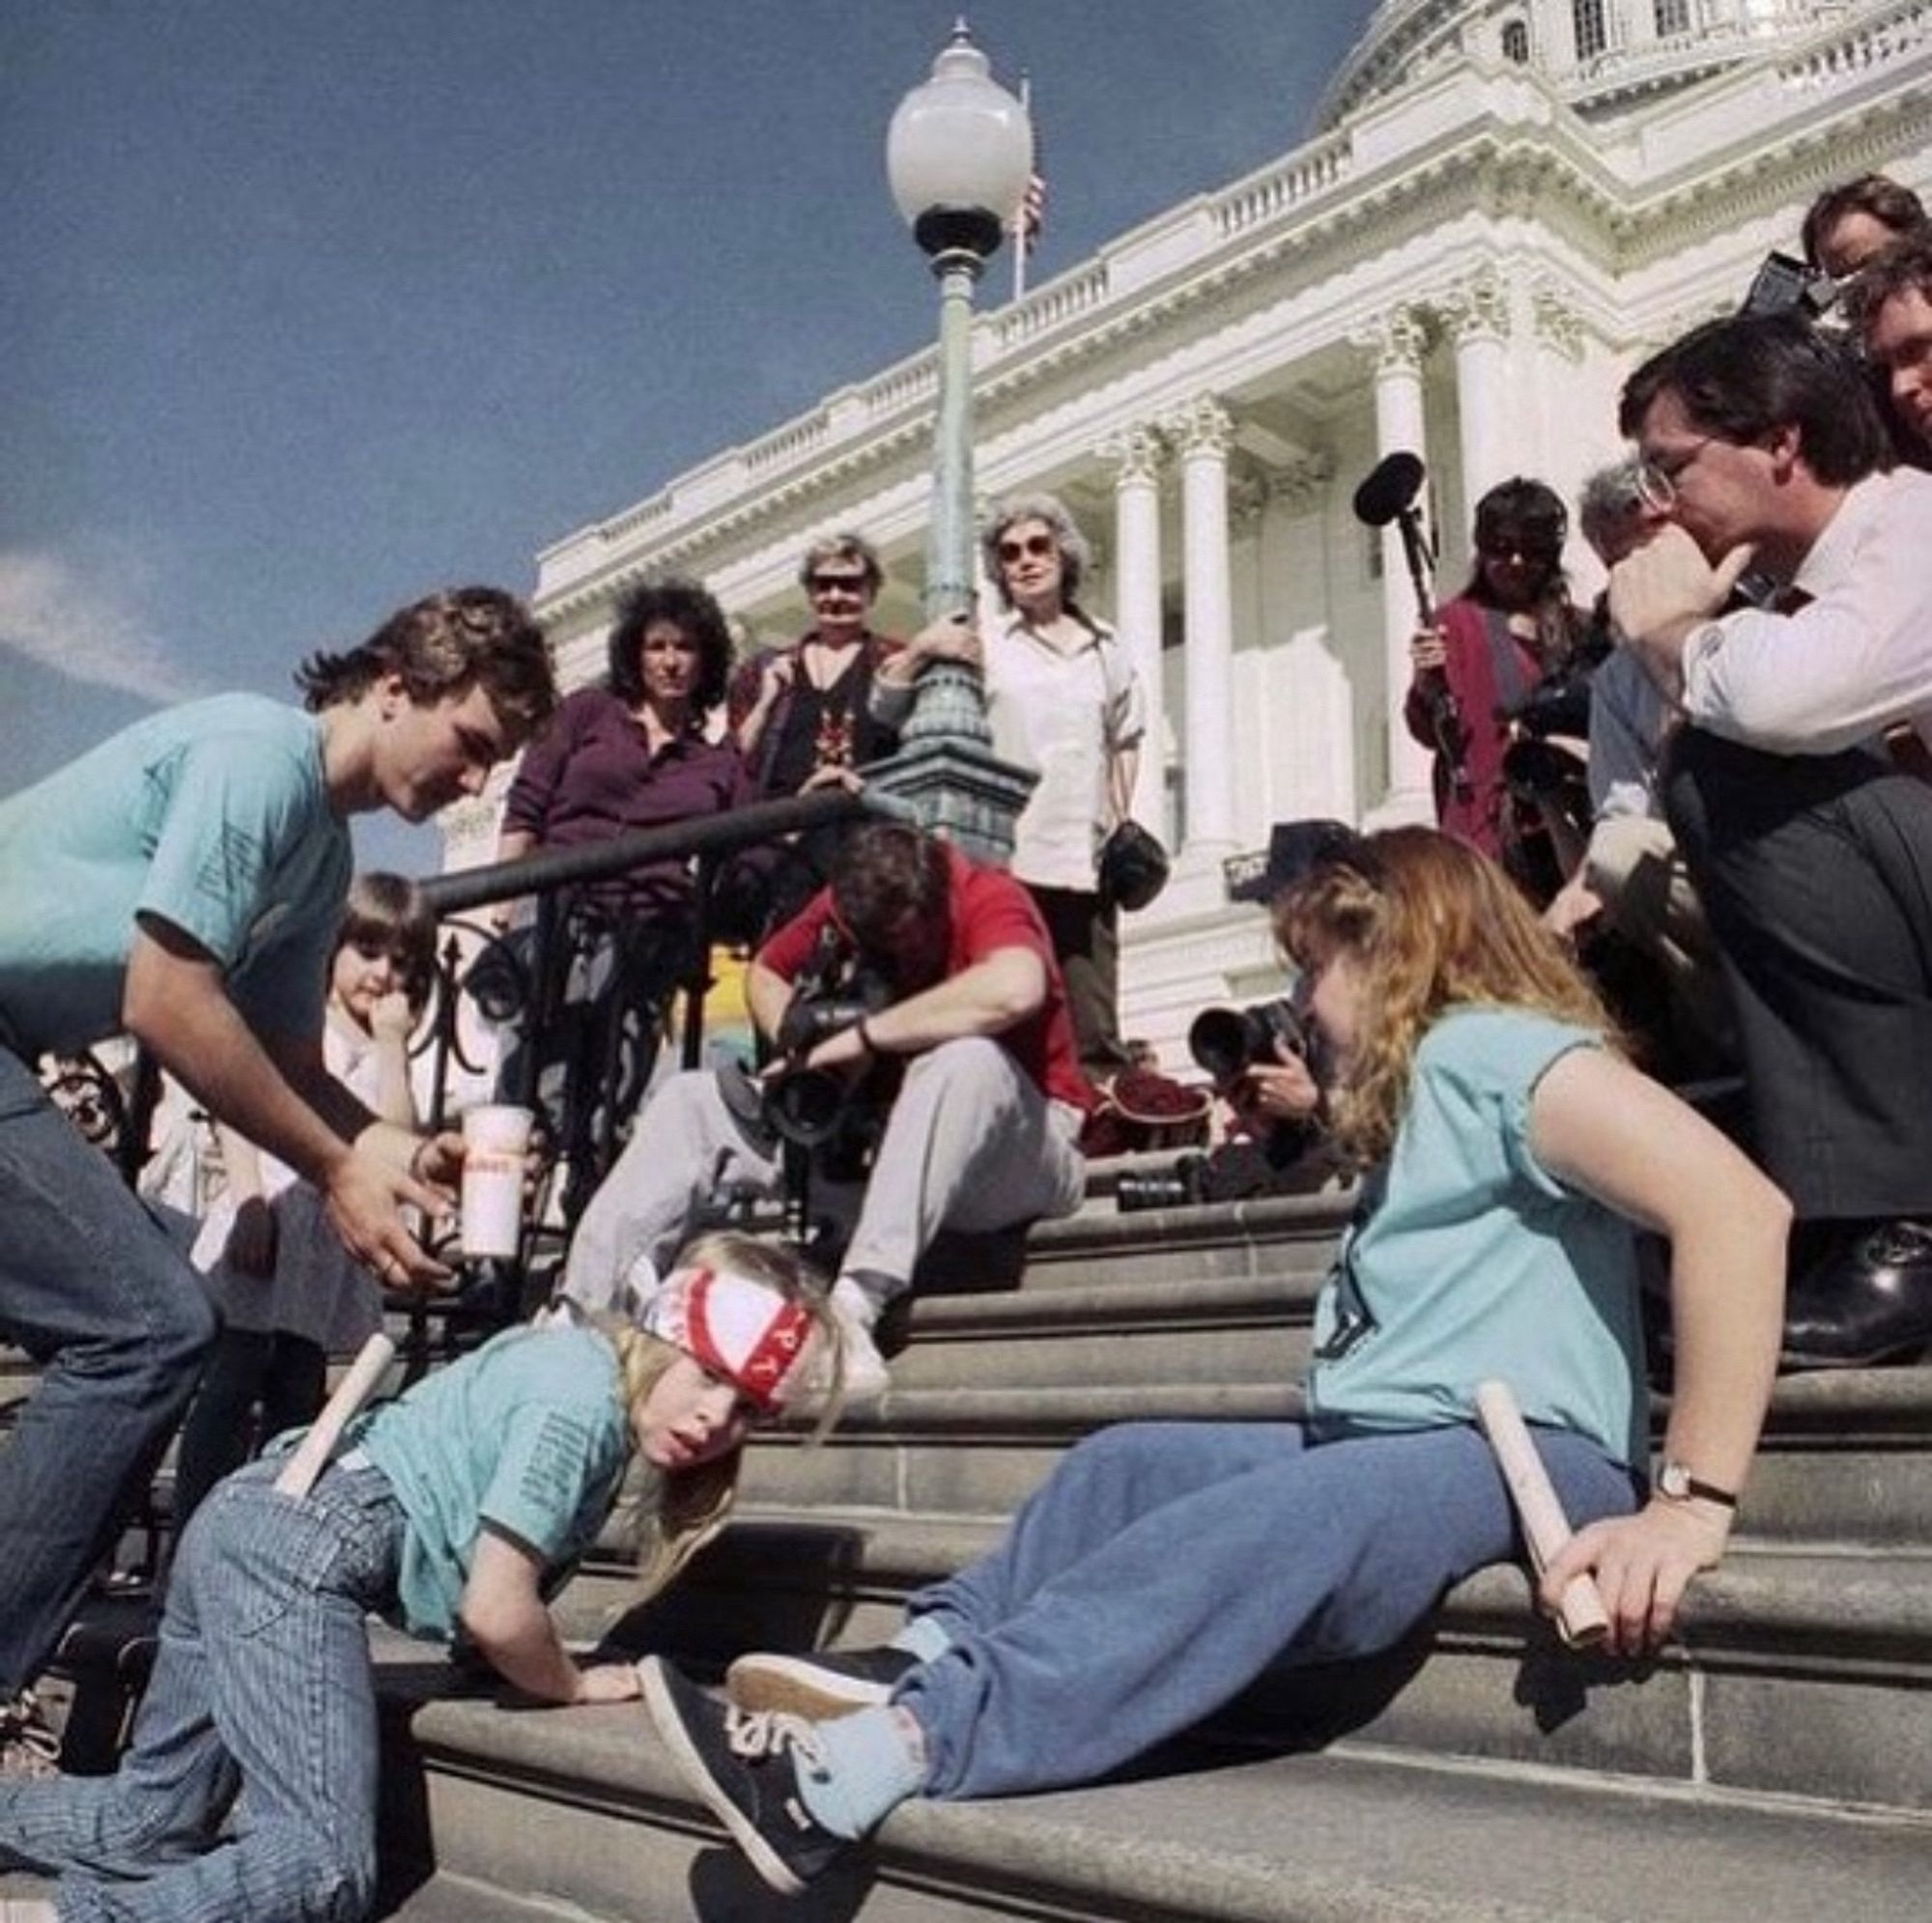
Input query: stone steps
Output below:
<box><xmin>367</xmin><ymin>1654</ymin><xmax>1932</xmax><ymax>1922</ymax></box>
<box><xmin>545</xmin><ymin>1513</ymin><xmax>1932</xmax><ymax>1815</ymax></box>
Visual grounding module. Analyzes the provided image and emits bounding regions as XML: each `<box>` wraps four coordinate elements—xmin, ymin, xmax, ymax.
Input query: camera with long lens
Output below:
<box><xmin>765</xmin><ymin>983</ymin><xmax>890</xmax><ymax>1151</ymax></box>
<box><xmin>754</xmin><ymin>931</ymin><xmax>894</xmax><ymax>1175</ymax></box>
<box><xmin>1185</xmin><ymin>998</ymin><xmax>1310</xmax><ymax>1084</ymax></box>
<box><xmin>1115</xmin><ymin>998</ymin><xmax>1319</xmax><ymax>1215</ymax></box>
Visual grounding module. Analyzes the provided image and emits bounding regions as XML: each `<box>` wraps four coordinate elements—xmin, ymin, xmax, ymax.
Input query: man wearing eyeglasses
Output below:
<box><xmin>1608</xmin><ymin>311</ymin><xmax>1932</xmax><ymax>1370</ymax></box>
<box><xmin>726</xmin><ymin>533</ymin><xmax>906</xmax><ymax>933</ymax></box>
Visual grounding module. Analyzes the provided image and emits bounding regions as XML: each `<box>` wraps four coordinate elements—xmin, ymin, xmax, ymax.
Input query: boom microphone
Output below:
<box><xmin>1350</xmin><ymin>450</ymin><xmax>1473</xmax><ymax>804</ymax></box>
<box><xmin>1351</xmin><ymin>451</ymin><xmax>1426</xmax><ymax>529</ymax></box>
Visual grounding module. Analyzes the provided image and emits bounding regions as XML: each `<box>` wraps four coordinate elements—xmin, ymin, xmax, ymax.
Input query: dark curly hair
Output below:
<box><xmin>607</xmin><ymin>578</ymin><xmax>734</xmax><ymax>714</ymax></box>
<box><xmin>1801</xmin><ymin>173</ymin><xmax>1925</xmax><ymax>272</ymax></box>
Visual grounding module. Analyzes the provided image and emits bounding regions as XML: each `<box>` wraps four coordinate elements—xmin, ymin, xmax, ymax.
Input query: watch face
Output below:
<box><xmin>1659</xmin><ymin>1461</ymin><xmax>1690</xmax><ymax>1498</ymax></box>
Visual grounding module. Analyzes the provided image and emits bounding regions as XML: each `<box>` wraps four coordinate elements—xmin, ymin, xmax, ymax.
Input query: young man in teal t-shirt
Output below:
<box><xmin>0</xmin><ymin>587</ymin><xmax>554</xmax><ymax>1750</ymax></box>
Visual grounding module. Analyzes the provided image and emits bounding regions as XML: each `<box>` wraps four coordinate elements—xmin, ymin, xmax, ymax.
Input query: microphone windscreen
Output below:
<box><xmin>1351</xmin><ymin>451</ymin><xmax>1425</xmax><ymax>527</ymax></box>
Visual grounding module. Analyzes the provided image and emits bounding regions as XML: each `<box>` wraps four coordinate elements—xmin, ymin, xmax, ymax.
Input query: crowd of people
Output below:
<box><xmin>0</xmin><ymin>168</ymin><xmax>1928</xmax><ymax>1915</ymax></box>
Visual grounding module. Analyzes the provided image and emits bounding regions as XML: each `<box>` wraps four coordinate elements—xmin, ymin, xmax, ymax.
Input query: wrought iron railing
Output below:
<box><xmin>48</xmin><ymin>787</ymin><xmax>910</xmax><ymax>1380</ymax></box>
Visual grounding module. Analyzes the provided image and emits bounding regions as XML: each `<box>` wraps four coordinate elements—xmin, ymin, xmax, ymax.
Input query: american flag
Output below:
<box><xmin>1010</xmin><ymin>74</ymin><xmax>1044</xmax><ymax>302</ymax></box>
<box><xmin>1016</xmin><ymin>170</ymin><xmax>1046</xmax><ymax>256</ymax></box>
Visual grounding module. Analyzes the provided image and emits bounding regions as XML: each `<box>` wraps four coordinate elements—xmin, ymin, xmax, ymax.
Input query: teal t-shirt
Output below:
<box><xmin>1306</xmin><ymin>1006</ymin><xmax>1646</xmax><ymax>1468</ymax></box>
<box><xmin>0</xmin><ymin>694</ymin><xmax>350</xmax><ymax>1058</ymax></box>
<box><xmin>356</xmin><ymin>1323</ymin><xmax>632</xmax><ymax>1641</ymax></box>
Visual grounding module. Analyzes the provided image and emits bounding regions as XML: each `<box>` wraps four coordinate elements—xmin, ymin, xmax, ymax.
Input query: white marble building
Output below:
<box><xmin>448</xmin><ymin>0</ymin><xmax>1932</xmax><ymax>1061</ymax></box>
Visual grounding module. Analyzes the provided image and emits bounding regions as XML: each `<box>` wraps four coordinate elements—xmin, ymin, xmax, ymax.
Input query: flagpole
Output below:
<box><xmin>1011</xmin><ymin>73</ymin><xmax>1031</xmax><ymax>305</ymax></box>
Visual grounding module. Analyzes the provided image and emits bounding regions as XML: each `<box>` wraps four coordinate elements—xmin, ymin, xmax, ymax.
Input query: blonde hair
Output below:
<box><xmin>602</xmin><ymin>1231</ymin><xmax>842</xmax><ymax>1599</ymax></box>
<box><xmin>1274</xmin><ymin>828</ymin><xmax>1618</xmax><ymax>1168</ymax></box>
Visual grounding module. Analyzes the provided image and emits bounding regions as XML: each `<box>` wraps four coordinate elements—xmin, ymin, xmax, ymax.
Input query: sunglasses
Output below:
<box><xmin>1478</xmin><ymin>540</ymin><xmax>1561</xmax><ymax>564</ymax></box>
<box><xmin>997</xmin><ymin>533</ymin><xmax>1057</xmax><ymax>564</ymax></box>
<box><xmin>808</xmin><ymin>573</ymin><xmax>870</xmax><ymax>597</ymax></box>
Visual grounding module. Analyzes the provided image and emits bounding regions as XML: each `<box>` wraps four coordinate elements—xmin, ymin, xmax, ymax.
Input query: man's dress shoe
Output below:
<box><xmin>1781</xmin><ymin>1219</ymin><xmax>1932</xmax><ymax>1369</ymax></box>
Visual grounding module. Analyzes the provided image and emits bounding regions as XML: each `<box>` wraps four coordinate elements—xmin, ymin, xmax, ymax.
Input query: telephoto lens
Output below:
<box><xmin>1186</xmin><ymin>998</ymin><xmax>1309</xmax><ymax>1083</ymax></box>
<box><xmin>1115</xmin><ymin>1154</ymin><xmax>1209</xmax><ymax>1215</ymax></box>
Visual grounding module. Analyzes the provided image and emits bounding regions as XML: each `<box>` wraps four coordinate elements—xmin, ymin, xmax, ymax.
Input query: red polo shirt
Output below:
<box><xmin>755</xmin><ymin>843</ymin><xmax>1094</xmax><ymax>1113</ymax></box>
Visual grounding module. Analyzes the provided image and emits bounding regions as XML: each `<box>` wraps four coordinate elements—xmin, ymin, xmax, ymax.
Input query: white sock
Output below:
<box><xmin>830</xmin><ymin>1274</ymin><xmax>882</xmax><ymax>1328</ymax></box>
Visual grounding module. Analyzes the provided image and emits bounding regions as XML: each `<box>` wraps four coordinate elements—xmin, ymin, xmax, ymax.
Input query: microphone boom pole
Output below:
<box><xmin>1351</xmin><ymin>452</ymin><xmax>1473</xmax><ymax>804</ymax></box>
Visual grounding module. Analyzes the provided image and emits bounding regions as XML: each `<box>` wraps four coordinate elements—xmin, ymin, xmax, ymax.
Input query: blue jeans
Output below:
<box><xmin>0</xmin><ymin>1456</ymin><xmax>407</xmax><ymax>1921</ymax></box>
<box><xmin>0</xmin><ymin>1047</ymin><xmax>215</xmax><ymax>1695</ymax></box>
<box><xmin>898</xmin><ymin>1420</ymin><xmax>1638</xmax><ymax>1799</ymax></box>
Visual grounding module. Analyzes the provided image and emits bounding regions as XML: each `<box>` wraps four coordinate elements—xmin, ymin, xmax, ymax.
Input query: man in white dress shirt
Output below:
<box><xmin>1610</xmin><ymin>311</ymin><xmax>1932</xmax><ymax>1369</ymax></box>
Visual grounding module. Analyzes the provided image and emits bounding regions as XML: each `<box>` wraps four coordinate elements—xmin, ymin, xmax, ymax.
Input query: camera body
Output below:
<box><xmin>761</xmin><ymin>931</ymin><xmax>895</xmax><ymax>1167</ymax></box>
<box><xmin>1116</xmin><ymin>996</ymin><xmax>1323</xmax><ymax>1214</ymax></box>
<box><xmin>1740</xmin><ymin>251</ymin><xmax>1840</xmax><ymax>323</ymax></box>
<box><xmin>1186</xmin><ymin>997</ymin><xmax>1310</xmax><ymax>1085</ymax></box>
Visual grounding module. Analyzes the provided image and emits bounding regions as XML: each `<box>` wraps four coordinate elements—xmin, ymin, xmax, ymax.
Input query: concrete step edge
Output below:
<box><xmin>379</xmin><ymin>1687</ymin><xmax>1932</xmax><ymax>1923</ymax></box>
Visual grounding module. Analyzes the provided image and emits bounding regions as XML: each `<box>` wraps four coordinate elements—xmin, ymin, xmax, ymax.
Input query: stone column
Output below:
<box><xmin>1440</xmin><ymin>269</ymin><xmax>1514</xmax><ymax>519</ymax></box>
<box><xmin>1163</xmin><ymin>394</ymin><xmax>1238</xmax><ymax>861</ymax></box>
<box><xmin>1355</xmin><ymin>307</ymin><xmax>1435</xmax><ymax>815</ymax></box>
<box><xmin>1101</xmin><ymin>423</ymin><xmax>1169</xmax><ymax>839</ymax></box>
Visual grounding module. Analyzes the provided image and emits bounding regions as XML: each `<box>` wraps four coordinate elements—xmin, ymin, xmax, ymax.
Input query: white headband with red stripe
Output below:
<box><xmin>641</xmin><ymin>1264</ymin><xmax>817</xmax><ymax>1413</ymax></box>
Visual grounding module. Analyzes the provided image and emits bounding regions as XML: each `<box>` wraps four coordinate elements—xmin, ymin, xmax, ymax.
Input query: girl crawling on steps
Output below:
<box><xmin>0</xmin><ymin>1232</ymin><xmax>841</xmax><ymax>1922</ymax></box>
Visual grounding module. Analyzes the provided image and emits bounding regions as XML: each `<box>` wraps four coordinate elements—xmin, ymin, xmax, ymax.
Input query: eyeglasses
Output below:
<box><xmin>807</xmin><ymin>572</ymin><xmax>870</xmax><ymax>597</ymax></box>
<box><xmin>1634</xmin><ymin>435</ymin><xmax>1716</xmax><ymax>513</ymax></box>
<box><xmin>996</xmin><ymin>533</ymin><xmax>1057</xmax><ymax>565</ymax></box>
<box><xmin>1477</xmin><ymin>540</ymin><xmax>1561</xmax><ymax>566</ymax></box>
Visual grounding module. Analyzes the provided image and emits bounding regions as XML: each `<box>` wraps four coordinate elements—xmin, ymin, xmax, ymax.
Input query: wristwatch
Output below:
<box><xmin>1655</xmin><ymin>1458</ymin><xmax>1738</xmax><ymax>1510</ymax></box>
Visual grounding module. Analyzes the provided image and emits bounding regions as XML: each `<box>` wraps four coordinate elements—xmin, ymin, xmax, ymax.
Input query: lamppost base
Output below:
<box><xmin>865</xmin><ymin>737</ymin><xmax>1038</xmax><ymax>869</ymax></box>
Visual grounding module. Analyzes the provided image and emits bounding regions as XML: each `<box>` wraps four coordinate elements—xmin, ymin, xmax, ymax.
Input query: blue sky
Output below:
<box><xmin>2</xmin><ymin>1</ymin><xmax>1377</xmax><ymax>871</ymax></box>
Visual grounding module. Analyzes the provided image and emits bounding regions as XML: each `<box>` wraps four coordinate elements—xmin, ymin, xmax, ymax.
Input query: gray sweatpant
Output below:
<box><xmin>560</xmin><ymin>1036</ymin><xmax>1086</xmax><ymax>1315</ymax></box>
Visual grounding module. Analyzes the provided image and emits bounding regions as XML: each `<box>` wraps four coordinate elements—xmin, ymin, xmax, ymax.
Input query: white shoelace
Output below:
<box><xmin>724</xmin><ymin>1704</ymin><xmax>830</xmax><ymax>1778</ymax></box>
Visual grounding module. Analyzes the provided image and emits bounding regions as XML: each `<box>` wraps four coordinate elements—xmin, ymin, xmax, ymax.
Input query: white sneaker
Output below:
<box><xmin>828</xmin><ymin>1277</ymin><xmax>891</xmax><ymax>1404</ymax></box>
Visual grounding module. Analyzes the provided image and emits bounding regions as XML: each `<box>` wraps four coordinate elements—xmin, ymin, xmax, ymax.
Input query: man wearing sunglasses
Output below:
<box><xmin>1609</xmin><ymin>311</ymin><xmax>1932</xmax><ymax>1370</ymax></box>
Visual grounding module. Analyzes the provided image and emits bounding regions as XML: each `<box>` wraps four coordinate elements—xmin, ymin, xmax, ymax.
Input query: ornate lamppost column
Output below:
<box><xmin>868</xmin><ymin>21</ymin><xmax>1037</xmax><ymax>863</ymax></box>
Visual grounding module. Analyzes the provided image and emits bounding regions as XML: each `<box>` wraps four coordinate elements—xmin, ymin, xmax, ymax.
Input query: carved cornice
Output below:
<box><xmin>1161</xmin><ymin>395</ymin><xmax>1236</xmax><ymax>461</ymax></box>
<box><xmin>1269</xmin><ymin>448</ymin><xmax>1336</xmax><ymax>508</ymax></box>
<box><xmin>1528</xmin><ymin>277</ymin><xmax>1588</xmax><ymax>360</ymax></box>
<box><xmin>1351</xmin><ymin>305</ymin><xmax>1431</xmax><ymax>376</ymax></box>
<box><xmin>1436</xmin><ymin>268</ymin><xmax>1511</xmax><ymax>346</ymax></box>
<box><xmin>1228</xmin><ymin>464</ymin><xmax>1272</xmax><ymax>529</ymax></box>
<box><xmin>536</xmin><ymin>59</ymin><xmax>1927</xmax><ymax>630</ymax></box>
<box><xmin>1099</xmin><ymin>422</ymin><xmax>1168</xmax><ymax>489</ymax></box>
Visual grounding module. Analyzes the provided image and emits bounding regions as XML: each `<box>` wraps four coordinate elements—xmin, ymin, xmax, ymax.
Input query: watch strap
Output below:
<box><xmin>1659</xmin><ymin>1460</ymin><xmax>1738</xmax><ymax>1510</ymax></box>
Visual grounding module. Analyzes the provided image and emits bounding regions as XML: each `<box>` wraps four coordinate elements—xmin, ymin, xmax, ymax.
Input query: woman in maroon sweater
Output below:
<box><xmin>1405</xmin><ymin>477</ymin><xmax>1581</xmax><ymax>902</ymax></box>
<box><xmin>489</xmin><ymin>580</ymin><xmax>747</xmax><ymax>1211</ymax></box>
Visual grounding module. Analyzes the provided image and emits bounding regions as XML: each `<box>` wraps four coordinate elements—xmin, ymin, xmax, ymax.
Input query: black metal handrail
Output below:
<box><xmin>394</xmin><ymin>783</ymin><xmax>915</xmax><ymax>1372</ymax></box>
<box><xmin>418</xmin><ymin>787</ymin><xmax>912</xmax><ymax>917</ymax></box>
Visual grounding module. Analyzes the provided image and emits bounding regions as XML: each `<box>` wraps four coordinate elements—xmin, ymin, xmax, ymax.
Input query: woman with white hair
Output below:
<box><xmin>874</xmin><ymin>494</ymin><xmax>1146</xmax><ymax>1083</ymax></box>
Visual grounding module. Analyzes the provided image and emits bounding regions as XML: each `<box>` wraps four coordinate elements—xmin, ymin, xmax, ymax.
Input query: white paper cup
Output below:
<box><xmin>460</xmin><ymin>1104</ymin><xmax>533</xmax><ymax>1259</ymax></box>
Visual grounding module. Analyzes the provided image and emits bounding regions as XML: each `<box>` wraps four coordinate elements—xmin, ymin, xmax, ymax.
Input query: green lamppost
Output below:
<box><xmin>869</xmin><ymin>19</ymin><xmax>1037</xmax><ymax>863</ymax></box>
